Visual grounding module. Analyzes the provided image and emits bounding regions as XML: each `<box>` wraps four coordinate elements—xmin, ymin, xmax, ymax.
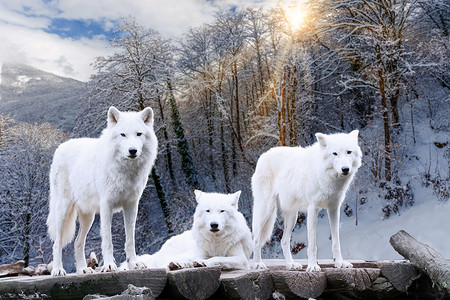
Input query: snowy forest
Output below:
<box><xmin>0</xmin><ymin>0</ymin><xmax>449</xmax><ymax>270</ymax></box>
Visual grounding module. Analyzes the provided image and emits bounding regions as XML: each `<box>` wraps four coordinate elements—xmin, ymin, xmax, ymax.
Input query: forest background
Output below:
<box><xmin>0</xmin><ymin>0</ymin><xmax>448</xmax><ymax>271</ymax></box>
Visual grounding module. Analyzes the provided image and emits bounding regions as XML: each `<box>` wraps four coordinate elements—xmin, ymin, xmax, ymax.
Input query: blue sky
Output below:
<box><xmin>0</xmin><ymin>0</ymin><xmax>276</xmax><ymax>81</ymax></box>
<box><xmin>45</xmin><ymin>18</ymin><xmax>114</xmax><ymax>40</ymax></box>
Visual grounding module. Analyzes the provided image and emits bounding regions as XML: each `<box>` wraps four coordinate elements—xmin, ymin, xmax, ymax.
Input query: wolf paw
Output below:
<box><xmin>254</xmin><ymin>262</ymin><xmax>267</xmax><ymax>269</ymax></box>
<box><xmin>168</xmin><ymin>262</ymin><xmax>183</xmax><ymax>270</ymax></box>
<box><xmin>286</xmin><ymin>262</ymin><xmax>303</xmax><ymax>270</ymax></box>
<box><xmin>128</xmin><ymin>260</ymin><xmax>147</xmax><ymax>270</ymax></box>
<box><xmin>193</xmin><ymin>261</ymin><xmax>207</xmax><ymax>268</ymax></box>
<box><xmin>51</xmin><ymin>267</ymin><xmax>66</xmax><ymax>277</ymax></box>
<box><xmin>335</xmin><ymin>260</ymin><xmax>353</xmax><ymax>269</ymax></box>
<box><xmin>306</xmin><ymin>263</ymin><xmax>321</xmax><ymax>272</ymax></box>
<box><xmin>78</xmin><ymin>267</ymin><xmax>95</xmax><ymax>275</ymax></box>
<box><xmin>100</xmin><ymin>262</ymin><xmax>117</xmax><ymax>272</ymax></box>
<box><xmin>203</xmin><ymin>258</ymin><xmax>221</xmax><ymax>267</ymax></box>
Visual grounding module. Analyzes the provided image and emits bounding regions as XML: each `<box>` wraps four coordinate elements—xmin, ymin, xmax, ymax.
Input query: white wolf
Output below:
<box><xmin>135</xmin><ymin>190</ymin><xmax>252</xmax><ymax>270</ymax></box>
<box><xmin>252</xmin><ymin>130</ymin><xmax>362</xmax><ymax>272</ymax></box>
<box><xmin>47</xmin><ymin>106</ymin><xmax>157</xmax><ymax>276</ymax></box>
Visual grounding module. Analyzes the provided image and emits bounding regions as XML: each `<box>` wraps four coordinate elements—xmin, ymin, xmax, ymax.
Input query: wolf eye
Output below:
<box><xmin>206</xmin><ymin>210</ymin><xmax>210</xmax><ymax>213</ymax></box>
<box><xmin>137</xmin><ymin>132</ymin><xmax>142</xmax><ymax>136</ymax></box>
<box><xmin>332</xmin><ymin>152</ymin><xmax>338</xmax><ymax>156</ymax></box>
<box><xmin>120</xmin><ymin>133</ymin><xmax>126</xmax><ymax>137</ymax></box>
<box><xmin>347</xmin><ymin>150</ymin><xmax>352</xmax><ymax>154</ymax></box>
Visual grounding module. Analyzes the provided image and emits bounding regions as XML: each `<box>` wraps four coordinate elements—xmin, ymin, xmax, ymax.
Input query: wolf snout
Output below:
<box><xmin>341</xmin><ymin>166</ymin><xmax>350</xmax><ymax>175</ymax></box>
<box><xmin>128</xmin><ymin>147</ymin><xmax>138</xmax><ymax>158</ymax></box>
<box><xmin>210</xmin><ymin>222</ymin><xmax>220</xmax><ymax>232</ymax></box>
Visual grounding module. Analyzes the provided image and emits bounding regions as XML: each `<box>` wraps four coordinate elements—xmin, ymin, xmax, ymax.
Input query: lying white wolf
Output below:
<box><xmin>47</xmin><ymin>106</ymin><xmax>157</xmax><ymax>276</ymax></box>
<box><xmin>252</xmin><ymin>130</ymin><xmax>362</xmax><ymax>271</ymax></box>
<box><xmin>133</xmin><ymin>190</ymin><xmax>252</xmax><ymax>270</ymax></box>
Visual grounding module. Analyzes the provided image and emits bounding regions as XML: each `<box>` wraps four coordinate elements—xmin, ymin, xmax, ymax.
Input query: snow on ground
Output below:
<box><xmin>263</xmin><ymin>195</ymin><xmax>450</xmax><ymax>262</ymax></box>
<box><xmin>331</xmin><ymin>199</ymin><xmax>449</xmax><ymax>261</ymax></box>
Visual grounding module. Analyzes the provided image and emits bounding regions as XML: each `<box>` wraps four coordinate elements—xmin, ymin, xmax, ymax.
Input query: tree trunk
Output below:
<box><xmin>206</xmin><ymin>90</ymin><xmax>216</xmax><ymax>182</ymax></box>
<box><xmin>220</xmin><ymin>113</ymin><xmax>231</xmax><ymax>193</ymax></box>
<box><xmin>167</xmin><ymin>80</ymin><xmax>200</xmax><ymax>189</ymax></box>
<box><xmin>23</xmin><ymin>213</ymin><xmax>31</xmax><ymax>267</ymax></box>
<box><xmin>390</xmin><ymin>230</ymin><xmax>450</xmax><ymax>295</ymax></box>
<box><xmin>377</xmin><ymin>46</ymin><xmax>392</xmax><ymax>182</ymax></box>
<box><xmin>157</xmin><ymin>96</ymin><xmax>175</xmax><ymax>183</ymax></box>
<box><xmin>151</xmin><ymin>167</ymin><xmax>172</xmax><ymax>233</ymax></box>
<box><xmin>390</xmin><ymin>88</ymin><xmax>401</xmax><ymax>128</ymax></box>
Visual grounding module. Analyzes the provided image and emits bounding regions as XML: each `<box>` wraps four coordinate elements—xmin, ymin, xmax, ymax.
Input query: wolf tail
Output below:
<box><xmin>251</xmin><ymin>171</ymin><xmax>277</xmax><ymax>246</ymax></box>
<box><xmin>46</xmin><ymin>166</ymin><xmax>77</xmax><ymax>248</ymax></box>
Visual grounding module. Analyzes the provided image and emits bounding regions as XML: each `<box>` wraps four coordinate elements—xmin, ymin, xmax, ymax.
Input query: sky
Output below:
<box><xmin>0</xmin><ymin>0</ymin><xmax>277</xmax><ymax>82</ymax></box>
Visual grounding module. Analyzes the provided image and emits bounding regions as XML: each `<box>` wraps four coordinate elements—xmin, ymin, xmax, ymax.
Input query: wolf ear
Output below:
<box><xmin>108</xmin><ymin>106</ymin><xmax>120</xmax><ymax>125</ymax></box>
<box><xmin>194</xmin><ymin>190</ymin><xmax>203</xmax><ymax>203</ymax></box>
<box><xmin>350</xmin><ymin>130</ymin><xmax>359</xmax><ymax>139</ymax></box>
<box><xmin>230</xmin><ymin>190</ymin><xmax>241</xmax><ymax>207</ymax></box>
<box><xmin>141</xmin><ymin>107</ymin><xmax>154</xmax><ymax>126</ymax></box>
<box><xmin>315</xmin><ymin>133</ymin><xmax>327</xmax><ymax>148</ymax></box>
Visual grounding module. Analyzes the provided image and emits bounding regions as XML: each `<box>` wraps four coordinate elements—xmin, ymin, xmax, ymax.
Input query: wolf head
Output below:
<box><xmin>315</xmin><ymin>130</ymin><xmax>362</xmax><ymax>178</ymax></box>
<box><xmin>192</xmin><ymin>190</ymin><xmax>242</xmax><ymax>235</ymax></box>
<box><xmin>106</xmin><ymin>106</ymin><xmax>156</xmax><ymax>160</ymax></box>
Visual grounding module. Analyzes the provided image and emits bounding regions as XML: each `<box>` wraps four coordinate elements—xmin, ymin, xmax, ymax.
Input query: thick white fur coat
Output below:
<box><xmin>47</xmin><ymin>107</ymin><xmax>157</xmax><ymax>276</ymax></box>
<box><xmin>252</xmin><ymin>130</ymin><xmax>362</xmax><ymax>271</ymax></box>
<box><xmin>136</xmin><ymin>191</ymin><xmax>252</xmax><ymax>270</ymax></box>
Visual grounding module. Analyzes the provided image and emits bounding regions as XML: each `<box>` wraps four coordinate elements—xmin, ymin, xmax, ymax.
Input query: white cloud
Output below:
<box><xmin>0</xmin><ymin>23</ymin><xmax>112</xmax><ymax>81</ymax></box>
<box><xmin>0</xmin><ymin>0</ymin><xmax>269</xmax><ymax>81</ymax></box>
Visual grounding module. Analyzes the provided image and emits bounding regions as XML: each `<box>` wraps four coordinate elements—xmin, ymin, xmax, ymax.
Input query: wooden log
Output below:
<box><xmin>271</xmin><ymin>270</ymin><xmax>327</xmax><ymax>299</ymax></box>
<box><xmin>324</xmin><ymin>267</ymin><xmax>380</xmax><ymax>292</ymax></box>
<box><xmin>0</xmin><ymin>268</ymin><xmax>167</xmax><ymax>299</ymax></box>
<box><xmin>0</xmin><ymin>261</ymin><xmax>25</xmax><ymax>277</ymax></box>
<box><xmin>379</xmin><ymin>261</ymin><xmax>421</xmax><ymax>292</ymax></box>
<box><xmin>161</xmin><ymin>267</ymin><xmax>221</xmax><ymax>300</ymax></box>
<box><xmin>219</xmin><ymin>269</ymin><xmax>274</xmax><ymax>300</ymax></box>
<box><xmin>390</xmin><ymin>230</ymin><xmax>450</xmax><ymax>295</ymax></box>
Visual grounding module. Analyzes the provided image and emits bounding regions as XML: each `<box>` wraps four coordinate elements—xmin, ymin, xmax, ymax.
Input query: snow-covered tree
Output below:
<box><xmin>0</xmin><ymin>120</ymin><xmax>65</xmax><ymax>266</ymax></box>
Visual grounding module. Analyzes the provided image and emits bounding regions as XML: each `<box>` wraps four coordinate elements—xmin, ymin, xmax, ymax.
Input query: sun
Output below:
<box><xmin>285</xmin><ymin>2</ymin><xmax>309</xmax><ymax>31</ymax></box>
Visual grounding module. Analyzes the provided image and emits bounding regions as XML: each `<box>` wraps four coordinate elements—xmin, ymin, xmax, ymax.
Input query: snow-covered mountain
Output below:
<box><xmin>0</xmin><ymin>63</ymin><xmax>86</xmax><ymax>132</ymax></box>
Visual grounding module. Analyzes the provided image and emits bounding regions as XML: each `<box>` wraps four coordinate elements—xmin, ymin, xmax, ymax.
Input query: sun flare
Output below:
<box><xmin>285</xmin><ymin>3</ymin><xmax>309</xmax><ymax>30</ymax></box>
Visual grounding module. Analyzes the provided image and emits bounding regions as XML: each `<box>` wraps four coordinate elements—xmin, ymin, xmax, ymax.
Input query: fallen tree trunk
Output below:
<box><xmin>390</xmin><ymin>230</ymin><xmax>450</xmax><ymax>295</ymax></box>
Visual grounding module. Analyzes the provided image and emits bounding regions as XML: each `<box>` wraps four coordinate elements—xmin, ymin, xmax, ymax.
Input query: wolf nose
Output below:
<box><xmin>128</xmin><ymin>148</ymin><xmax>137</xmax><ymax>156</ymax></box>
<box><xmin>342</xmin><ymin>166</ymin><xmax>350</xmax><ymax>175</ymax></box>
<box><xmin>210</xmin><ymin>222</ymin><xmax>219</xmax><ymax>229</ymax></box>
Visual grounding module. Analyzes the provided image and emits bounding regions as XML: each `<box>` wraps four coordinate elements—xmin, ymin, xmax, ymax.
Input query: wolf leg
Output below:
<box><xmin>252</xmin><ymin>176</ymin><xmax>277</xmax><ymax>269</ymax></box>
<box><xmin>100</xmin><ymin>200</ymin><xmax>117</xmax><ymax>272</ymax></box>
<box><xmin>281</xmin><ymin>210</ymin><xmax>302</xmax><ymax>270</ymax></box>
<box><xmin>49</xmin><ymin>202</ymin><xmax>77</xmax><ymax>276</ymax></box>
<box><xmin>123</xmin><ymin>200</ymin><xmax>146</xmax><ymax>270</ymax></box>
<box><xmin>306</xmin><ymin>205</ymin><xmax>321</xmax><ymax>272</ymax></box>
<box><xmin>74</xmin><ymin>211</ymin><xmax>95</xmax><ymax>274</ymax></box>
<box><xmin>328</xmin><ymin>205</ymin><xmax>353</xmax><ymax>269</ymax></box>
<box><xmin>51</xmin><ymin>235</ymin><xmax>66</xmax><ymax>276</ymax></box>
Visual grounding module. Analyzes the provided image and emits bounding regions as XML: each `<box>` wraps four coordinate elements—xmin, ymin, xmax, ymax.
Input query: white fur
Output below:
<box><xmin>252</xmin><ymin>130</ymin><xmax>362</xmax><ymax>271</ymax></box>
<box><xmin>47</xmin><ymin>106</ymin><xmax>157</xmax><ymax>276</ymax></box>
<box><xmin>134</xmin><ymin>190</ymin><xmax>252</xmax><ymax>270</ymax></box>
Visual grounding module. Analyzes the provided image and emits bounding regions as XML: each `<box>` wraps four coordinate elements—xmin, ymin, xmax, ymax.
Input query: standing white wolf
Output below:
<box><xmin>135</xmin><ymin>190</ymin><xmax>252</xmax><ymax>270</ymax></box>
<box><xmin>47</xmin><ymin>106</ymin><xmax>157</xmax><ymax>276</ymax></box>
<box><xmin>252</xmin><ymin>130</ymin><xmax>362</xmax><ymax>272</ymax></box>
